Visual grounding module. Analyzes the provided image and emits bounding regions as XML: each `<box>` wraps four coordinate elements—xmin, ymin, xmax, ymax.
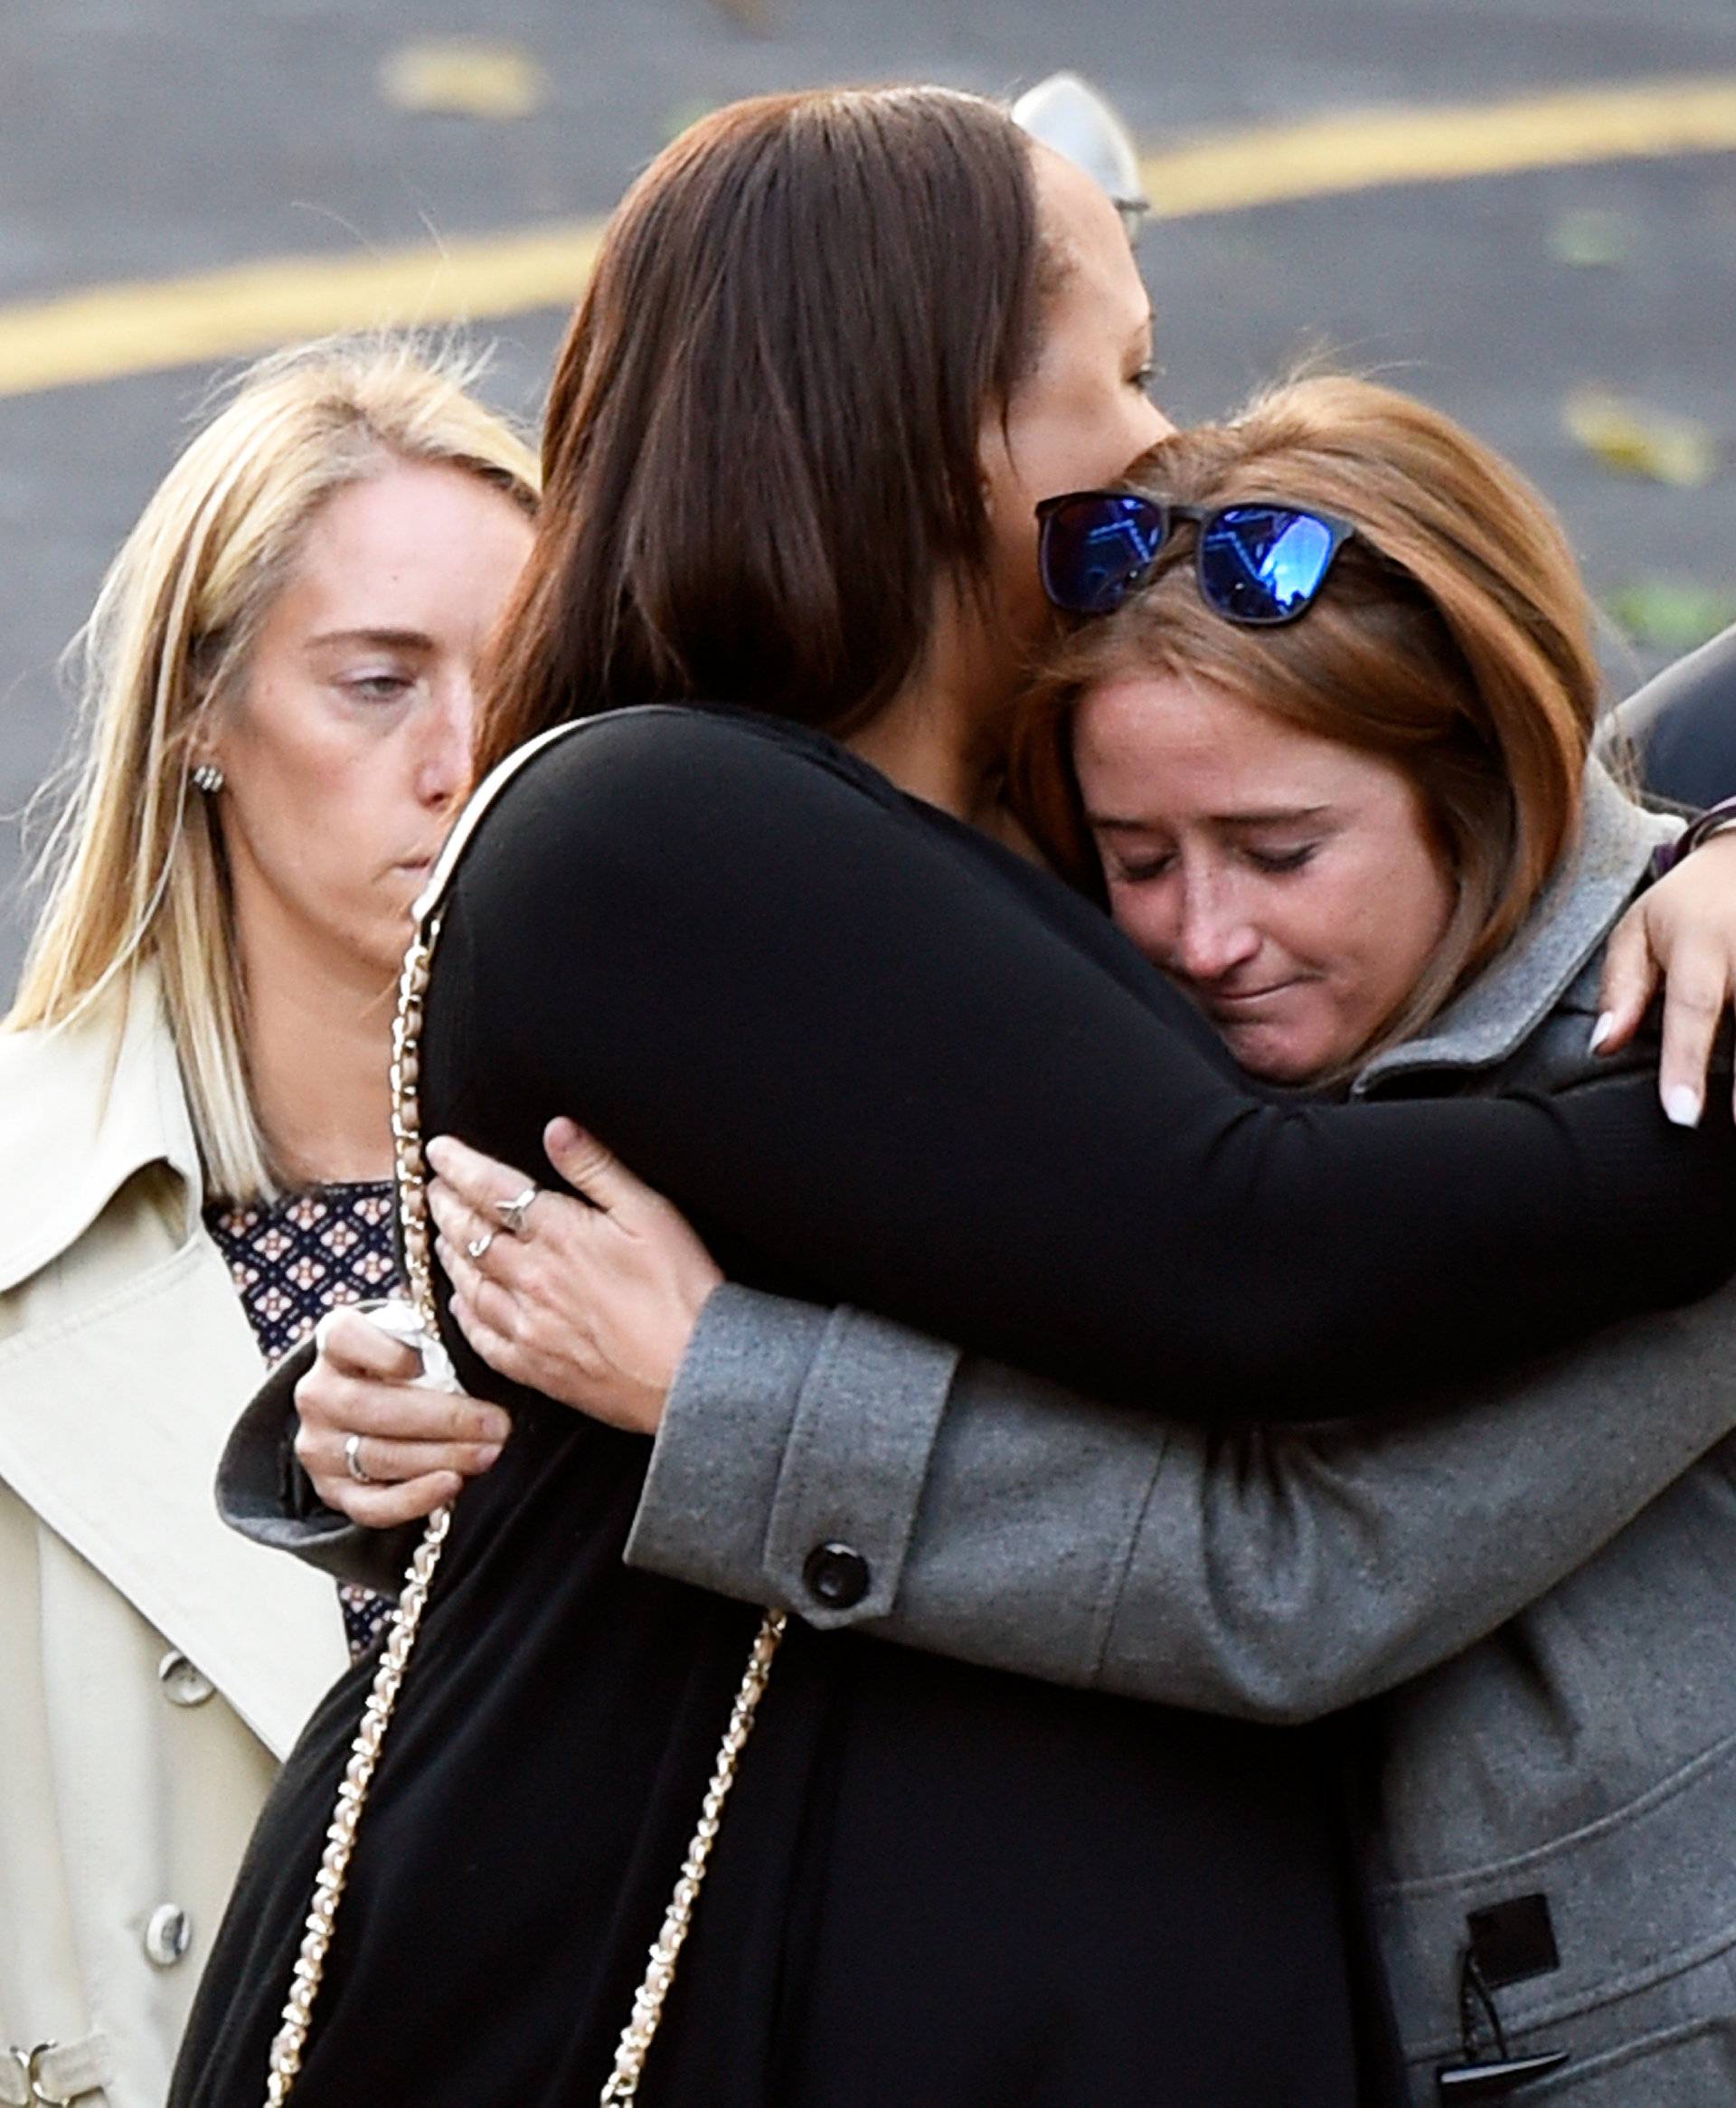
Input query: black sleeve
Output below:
<box><xmin>429</xmin><ymin>707</ymin><xmax>1736</xmax><ymax>1419</ymax></box>
<box><xmin>1613</xmin><ymin>619</ymin><xmax>1736</xmax><ymax>808</ymax></box>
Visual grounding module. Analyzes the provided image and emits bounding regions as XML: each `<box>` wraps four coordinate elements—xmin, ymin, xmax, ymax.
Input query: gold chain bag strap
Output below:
<box><xmin>263</xmin><ymin>903</ymin><xmax>787</xmax><ymax>2107</ymax></box>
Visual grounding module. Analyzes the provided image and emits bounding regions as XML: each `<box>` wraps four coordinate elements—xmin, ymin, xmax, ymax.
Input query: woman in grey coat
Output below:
<box><xmin>257</xmin><ymin>378</ymin><xmax>1736</xmax><ymax>2103</ymax></box>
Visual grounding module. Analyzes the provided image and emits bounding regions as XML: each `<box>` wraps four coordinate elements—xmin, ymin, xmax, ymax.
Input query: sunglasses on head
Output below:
<box><xmin>1037</xmin><ymin>490</ymin><xmax>1356</xmax><ymax>624</ymax></box>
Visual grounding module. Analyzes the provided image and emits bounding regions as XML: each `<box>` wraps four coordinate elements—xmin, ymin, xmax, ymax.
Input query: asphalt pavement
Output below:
<box><xmin>3</xmin><ymin>0</ymin><xmax>1734</xmax><ymax>990</ymax></box>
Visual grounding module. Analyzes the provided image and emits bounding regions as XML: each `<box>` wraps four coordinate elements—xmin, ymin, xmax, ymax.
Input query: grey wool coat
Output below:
<box><xmin>225</xmin><ymin>763</ymin><xmax>1736</xmax><ymax>2105</ymax></box>
<box><xmin>622</xmin><ymin>763</ymin><xmax>1736</xmax><ymax>2105</ymax></box>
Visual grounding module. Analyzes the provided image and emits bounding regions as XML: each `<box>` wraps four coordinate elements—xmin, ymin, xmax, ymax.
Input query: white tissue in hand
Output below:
<box><xmin>315</xmin><ymin>1298</ymin><xmax>460</xmax><ymax>1393</ymax></box>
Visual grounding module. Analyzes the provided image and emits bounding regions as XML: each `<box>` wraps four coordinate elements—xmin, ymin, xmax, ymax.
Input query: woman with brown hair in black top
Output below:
<box><xmin>178</xmin><ymin>90</ymin><xmax>1736</xmax><ymax>2107</ymax></box>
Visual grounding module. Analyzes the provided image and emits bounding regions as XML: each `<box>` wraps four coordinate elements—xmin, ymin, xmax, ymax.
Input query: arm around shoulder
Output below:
<box><xmin>630</xmin><ymin>1266</ymin><xmax>1736</xmax><ymax>1722</ymax></box>
<box><xmin>456</xmin><ymin>706</ymin><xmax>1736</xmax><ymax>1419</ymax></box>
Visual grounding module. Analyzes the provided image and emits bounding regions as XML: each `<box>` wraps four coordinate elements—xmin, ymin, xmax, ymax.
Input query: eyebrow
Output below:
<box><xmin>305</xmin><ymin>627</ymin><xmax>436</xmax><ymax>651</ymax></box>
<box><xmin>1090</xmin><ymin>804</ymin><xmax>1333</xmax><ymax>832</ymax></box>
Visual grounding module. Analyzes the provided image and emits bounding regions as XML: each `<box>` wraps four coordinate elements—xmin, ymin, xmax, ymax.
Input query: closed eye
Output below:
<box><xmin>1112</xmin><ymin>852</ymin><xmax>1175</xmax><ymax>884</ymax></box>
<box><xmin>1244</xmin><ymin>844</ymin><xmax>1318</xmax><ymax>874</ymax></box>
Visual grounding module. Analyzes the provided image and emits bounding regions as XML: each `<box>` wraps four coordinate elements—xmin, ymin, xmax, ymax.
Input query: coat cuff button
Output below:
<box><xmin>803</xmin><ymin>1541</ymin><xmax>870</xmax><ymax>1610</ymax></box>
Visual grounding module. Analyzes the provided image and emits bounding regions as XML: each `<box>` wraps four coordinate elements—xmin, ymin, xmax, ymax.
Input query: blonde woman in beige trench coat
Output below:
<box><xmin>0</xmin><ymin>337</ymin><xmax>534</xmax><ymax>2108</ymax></box>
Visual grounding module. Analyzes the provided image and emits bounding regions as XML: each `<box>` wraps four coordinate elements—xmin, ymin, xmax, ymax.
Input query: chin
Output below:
<box><xmin>1221</xmin><ymin>1024</ymin><xmax>1331</xmax><ymax>1086</ymax></box>
<box><xmin>359</xmin><ymin>911</ymin><xmax>418</xmax><ymax>981</ymax></box>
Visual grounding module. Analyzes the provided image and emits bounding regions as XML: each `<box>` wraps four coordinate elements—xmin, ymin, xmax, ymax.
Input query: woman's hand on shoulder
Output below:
<box><xmin>427</xmin><ymin>1120</ymin><xmax>723</xmax><ymax>1438</ymax></box>
<box><xmin>293</xmin><ymin>1308</ymin><xmax>511</xmax><ymax>1527</ymax></box>
<box><xmin>1599</xmin><ymin>830</ymin><xmax>1736</xmax><ymax>1126</ymax></box>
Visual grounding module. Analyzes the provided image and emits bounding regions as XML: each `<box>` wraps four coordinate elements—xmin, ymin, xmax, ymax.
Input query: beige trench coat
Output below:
<box><xmin>0</xmin><ymin>974</ymin><xmax>349</xmax><ymax>2108</ymax></box>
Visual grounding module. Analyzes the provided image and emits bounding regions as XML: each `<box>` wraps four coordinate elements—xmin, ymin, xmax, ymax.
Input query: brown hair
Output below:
<box><xmin>474</xmin><ymin>86</ymin><xmax>1048</xmax><ymax>777</ymax></box>
<box><xmin>1008</xmin><ymin>375</ymin><xmax>1600</xmax><ymax>1056</ymax></box>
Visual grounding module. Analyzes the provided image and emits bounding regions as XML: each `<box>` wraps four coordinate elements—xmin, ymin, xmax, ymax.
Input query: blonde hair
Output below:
<box><xmin>6</xmin><ymin>336</ymin><xmax>539</xmax><ymax>1200</ymax></box>
<box><xmin>1009</xmin><ymin>375</ymin><xmax>1600</xmax><ymax>1063</ymax></box>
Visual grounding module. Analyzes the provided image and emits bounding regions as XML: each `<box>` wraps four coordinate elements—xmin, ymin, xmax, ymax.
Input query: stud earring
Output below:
<box><xmin>191</xmin><ymin>762</ymin><xmax>224</xmax><ymax>794</ymax></box>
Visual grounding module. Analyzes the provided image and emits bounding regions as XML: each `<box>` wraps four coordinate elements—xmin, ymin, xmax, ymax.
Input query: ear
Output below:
<box><xmin>976</xmin><ymin>413</ymin><xmax>1023</xmax><ymax>537</ymax></box>
<box><xmin>184</xmin><ymin>698</ymin><xmax>231</xmax><ymax>796</ymax></box>
<box><xmin>185</xmin><ymin>682</ymin><xmax>228</xmax><ymax>762</ymax></box>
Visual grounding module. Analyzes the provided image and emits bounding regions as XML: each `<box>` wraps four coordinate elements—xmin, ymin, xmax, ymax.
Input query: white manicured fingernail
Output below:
<box><xmin>1664</xmin><ymin>1085</ymin><xmax>1703</xmax><ymax>1129</ymax></box>
<box><xmin>1589</xmin><ymin>1012</ymin><xmax>1615</xmax><ymax>1054</ymax></box>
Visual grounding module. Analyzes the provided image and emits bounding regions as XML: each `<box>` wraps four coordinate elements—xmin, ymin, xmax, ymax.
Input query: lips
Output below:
<box><xmin>1205</xmin><ymin>981</ymin><xmax>1297</xmax><ymax>1012</ymax></box>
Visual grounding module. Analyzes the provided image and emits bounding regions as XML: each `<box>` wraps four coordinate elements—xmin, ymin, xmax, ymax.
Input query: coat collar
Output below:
<box><xmin>0</xmin><ymin>964</ymin><xmax>202</xmax><ymax>1294</ymax></box>
<box><xmin>1352</xmin><ymin>761</ymin><xmax>1678</xmax><ymax>1096</ymax></box>
<box><xmin>0</xmin><ymin>967</ymin><xmax>348</xmax><ymax>1754</ymax></box>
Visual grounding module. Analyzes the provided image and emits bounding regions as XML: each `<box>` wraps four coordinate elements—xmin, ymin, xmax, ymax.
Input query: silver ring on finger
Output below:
<box><xmin>344</xmin><ymin>1432</ymin><xmax>377</xmax><ymax>1486</ymax></box>
<box><xmin>495</xmin><ymin>1183</ymin><xmax>540</xmax><ymax>1237</ymax></box>
<box><xmin>466</xmin><ymin>1227</ymin><xmax>496</xmax><ymax>1261</ymax></box>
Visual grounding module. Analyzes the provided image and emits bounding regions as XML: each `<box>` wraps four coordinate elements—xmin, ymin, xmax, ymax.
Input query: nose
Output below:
<box><xmin>417</xmin><ymin>672</ymin><xmax>478</xmax><ymax>808</ymax></box>
<box><xmin>1140</xmin><ymin>397</ymin><xmax>1177</xmax><ymax>446</ymax></box>
<box><xmin>1173</xmin><ymin>872</ymin><xmax>1261</xmax><ymax>985</ymax></box>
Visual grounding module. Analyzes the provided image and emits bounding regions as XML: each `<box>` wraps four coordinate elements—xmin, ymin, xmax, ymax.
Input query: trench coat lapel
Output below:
<box><xmin>0</xmin><ymin>973</ymin><xmax>349</xmax><ymax>1757</ymax></box>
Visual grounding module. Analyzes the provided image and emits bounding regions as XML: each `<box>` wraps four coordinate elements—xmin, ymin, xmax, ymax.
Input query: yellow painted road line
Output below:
<box><xmin>0</xmin><ymin>222</ymin><xmax>606</xmax><ymax>401</ymax></box>
<box><xmin>1140</xmin><ymin>72</ymin><xmax>1736</xmax><ymax>217</ymax></box>
<box><xmin>2</xmin><ymin>72</ymin><xmax>1735</xmax><ymax>402</ymax></box>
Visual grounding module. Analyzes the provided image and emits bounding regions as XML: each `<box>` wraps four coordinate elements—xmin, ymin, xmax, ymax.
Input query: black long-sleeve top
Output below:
<box><xmin>432</xmin><ymin>704</ymin><xmax>1736</xmax><ymax>1418</ymax></box>
<box><xmin>176</xmin><ymin>702</ymin><xmax>1734</xmax><ymax>2108</ymax></box>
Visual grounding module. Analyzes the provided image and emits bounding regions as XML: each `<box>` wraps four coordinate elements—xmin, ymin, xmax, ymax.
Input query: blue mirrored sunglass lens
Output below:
<box><xmin>1042</xmin><ymin>497</ymin><xmax>1165</xmax><ymax>613</ymax></box>
<box><xmin>1200</xmin><ymin>507</ymin><xmax>1335</xmax><ymax>621</ymax></box>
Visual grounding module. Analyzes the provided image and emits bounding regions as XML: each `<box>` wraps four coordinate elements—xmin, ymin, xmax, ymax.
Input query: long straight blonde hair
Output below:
<box><xmin>6</xmin><ymin>336</ymin><xmax>539</xmax><ymax>1201</ymax></box>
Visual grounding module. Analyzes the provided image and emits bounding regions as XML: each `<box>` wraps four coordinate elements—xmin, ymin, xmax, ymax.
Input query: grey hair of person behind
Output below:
<box><xmin>5</xmin><ymin>334</ymin><xmax>540</xmax><ymax>1202</ymax></box>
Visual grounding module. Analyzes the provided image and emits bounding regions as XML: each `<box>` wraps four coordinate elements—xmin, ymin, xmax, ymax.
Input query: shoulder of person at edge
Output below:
<box><xmin>0</xmin><ymin>963</ymin><xmax>348</xmax><ymax>2108</ymax></box>
<box><xmin>1604</xmin><ymin>617</ymin><xmax>1736</xmax><ymax>810</ymax></box>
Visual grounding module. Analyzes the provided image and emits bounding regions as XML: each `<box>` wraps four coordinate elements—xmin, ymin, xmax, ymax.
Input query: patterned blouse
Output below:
<box><xmin>204</xmin><ymin>1181</ymin><xmax>401</xmax><ymax>1661</ymax></box>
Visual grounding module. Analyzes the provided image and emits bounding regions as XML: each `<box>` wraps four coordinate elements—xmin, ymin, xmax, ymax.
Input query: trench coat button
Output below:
<box><xmin>803</xmin><ymin>1541</ymin><xmax>870</xmax><ymax>1609</ymax></box>
<box><xmin>156</xmin><ymin>1650</ymin><xmax>214</xmax><ymax>1707</ymax></box>
<box><xmin>144</xmin><ymin>1905</ymin><xmax>191</xmax><ymax>1967</ymax></box>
